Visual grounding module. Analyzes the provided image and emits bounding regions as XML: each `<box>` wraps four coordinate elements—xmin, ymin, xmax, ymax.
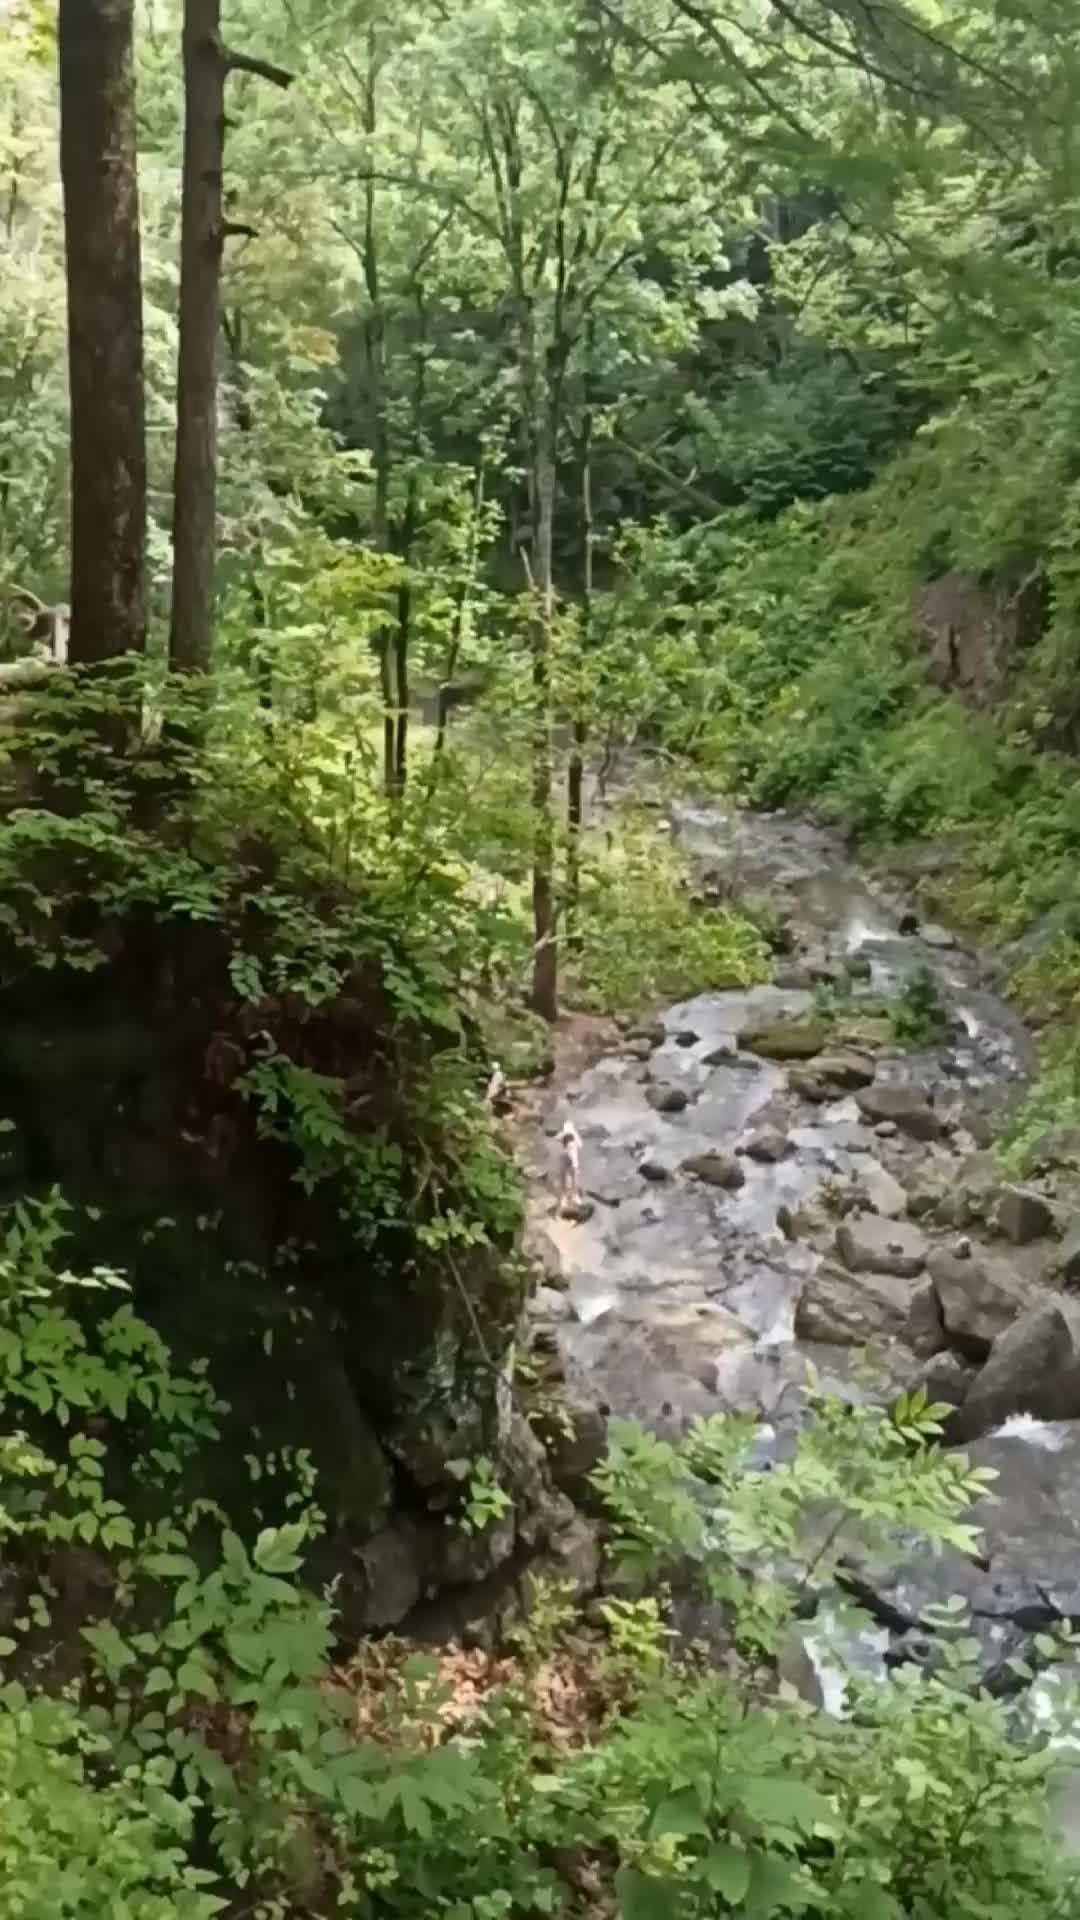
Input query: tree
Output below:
<box><xmin>57</xmin><ymin>0</ymin><xmax>146</xmax><ymax>663</ymax></box>
<box><xmin>169</xmin><ymin>0</ymin><xmax>291</xmax><ymax>674</ymax></box>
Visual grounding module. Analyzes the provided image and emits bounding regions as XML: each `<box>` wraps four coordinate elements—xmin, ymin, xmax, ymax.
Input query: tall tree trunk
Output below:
<box><xmin>58</xmin><ymin>0</ymin><xmax>146</xmax><ymax>664</ymax></box>
<box><xmin>170</xmin><ymin>0</ymin><xmax>225</xmax><ymax>674</ymax></box>
<box><xmin>169</xmin><ymin>2</ymin><xmax>290</xmax><ymax>674</ymax></box>
<box><xmin>359</xmin><ymin>24</ymin><xmax>396</xmax><ymax>799</ymax></box>
<box><xmin>566</xmin><ymin>338</ymin><xmax>594</xmax><ymax>955</ymax></box>
<box><xmin>529</xmin><ymin>387</ymin><xmax>558</xmax><ymax>1024</ymax></box>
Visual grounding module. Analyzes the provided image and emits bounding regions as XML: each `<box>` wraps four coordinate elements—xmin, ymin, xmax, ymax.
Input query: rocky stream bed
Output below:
<box><xmin>521</xmin><ymin>801</ymin><xmax>1080</xmax><ymax>1767</ymax></box>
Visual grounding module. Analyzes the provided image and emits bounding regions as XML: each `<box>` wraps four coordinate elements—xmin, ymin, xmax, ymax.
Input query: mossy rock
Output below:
<box><xmin>738</xmin><ymin>1016</ymin><xmax>831</xmax><ymax>1060</ymax></box>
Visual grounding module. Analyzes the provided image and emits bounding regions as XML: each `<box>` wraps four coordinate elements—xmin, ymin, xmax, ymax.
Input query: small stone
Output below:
<box><xmin>773</xmin><ymin>966</ymin><xmax>815</xmax><ymax>990</ymax></box>
<box><xmin>623</xmin><ymin>1036</ymin><xmax>653</xmax><ymax>1061</ymax></box>
<box><xmin>645</xmin><ymin>1084</ymin><xmax>689</xmax><ymax>1115</ymax></box>
<box><xmin>702</xmin><ymin>1044</ymin><xmax>738</xmax><ymax>1067</ymax></box>
<box><xmin>875</xmin><ymin>1121</ymin><xmax>899</xmax><ymax>1139</ymax></box>
<box><xmin>920</xmin><ymin>923</ymin><xmax>956</xmax><ymax>950</ymax></box>
<box><xmin>996</xmin><ymin>1186</ymin><xmax>1054</xmax><ymax>1246</ymax></box>
<box><xmin>681</xmin><ymin>1151</ymin><xmax>746</xmax><ymax>1191</ymax></box>
<box><xmin>628</xmin><ymin>1019</ymin><xmax>666</xmax><ymax>1048</ymax></box>
<box><xmin>898</xmin><ymin>909</ymin><xmax>919</xmax><ymax>935</ymax></box>
<box><xmin>674</xmin><ymin>1028</ymin><xmax>700</xmax><ymax>1048</ymax></box>
<box><xmin>953</xmin><ymin>1237</ymin><xmax>973</xmax><ymax>1260</ymax></box>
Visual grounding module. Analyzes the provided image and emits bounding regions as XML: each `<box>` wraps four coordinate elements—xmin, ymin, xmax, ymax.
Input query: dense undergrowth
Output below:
<box><xmin>4</xmin><ymin>1180</ymin><xmax>1080</xmax><ymax>1920</ymax></box>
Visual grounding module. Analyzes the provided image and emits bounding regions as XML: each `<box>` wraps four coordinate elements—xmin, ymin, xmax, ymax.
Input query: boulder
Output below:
<box><xmin>920</xmin><ymin>923</ymin><xmax>956</xmax><ymax>950</ymax></box>
<box><xmin>702</xmin><ymin>1044</ymin><xmax>738</xmax><ymax>1067</ymax></box>
<box><xmin>790</xmin><ymin>1050</ymin><xmax>876</xmax><ymax>1103</ymax></box>
<box><xmin>843</xmin><ymin>951</ymin><xmax>873</xmax><ymax>981</ymax></box>
<box><xmin>639</xmin><ymin>1156</ymin><xmax>672</xmax><ymax>1183</ymax></box>
<box><xmin>741</xmin><ymin>1127</ymin><xmax>792</xmax><ymax>1164</ymax></box>
<box><xmin>860</xmin><ymin>1166</ymin><xmax>908</xmax><ymax>1220</ymax></box>
<box><xmin>928</xmin><ymin>1248</ymin><xmax>1037</xmax><ymax>1358</ymax></box>
<box><xmin>681</xmin><ymin>1151</ymin><xmax>746</xmax><ymax>1191</ymax></box>
<box><xmin>738</xmin><ymin>1016</ymin><xmax>830</xmax><ymax>1061</ymax></box>
<box><xmin>354</xmin><ymin>1523</ymin><xmax>425</xmax><ymax>1629</ymax></box>
<box><xmin>795</xmin><ymin>1259</ymin><xmax>918</xmax><ymax>1345</ymax></box>
<box><xmin>996</xmin><ymin>1185</ymin><xmax>1054</xmax><ymax>1246</ymax></box>
<box><xmin>646</xmin><ymin>1083</ymin><xmax>689</xmax><ymax>1115</ymax></box>
<box><xmin>1060</xmin><ymin>1218</ymin><xmax>1080</xmax><ymax>1287</ymax></box>
<box><xmin>951</xmin><ymin>1298</ymin><xmax>1080</xmax><ymax>1442</ymax></box>
<box><xmin>835</xmin><ymin>1215</ymin><xmax>928</xmax><ymax>1279</ymax></box>
<box><xmin>773</xmin><ymin>966</ymin><xmax>815</xmax><ymax>990</ymax></box>
<box><xmin>856</xmin><ymin>1085</ymin><xmax>944</xmax><ymax>1141</ymax></box>
<box><xmin>902</xmin><ymin>1278</ymin><xmax>947</xmax><ymax>1358</ymax></box>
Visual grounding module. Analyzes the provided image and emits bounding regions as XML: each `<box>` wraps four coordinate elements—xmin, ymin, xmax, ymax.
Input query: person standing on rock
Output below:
<box><xmin>558</xmin><ymin>1120</ymin><xmax>583</xmax><ymax>1215</ymax></box>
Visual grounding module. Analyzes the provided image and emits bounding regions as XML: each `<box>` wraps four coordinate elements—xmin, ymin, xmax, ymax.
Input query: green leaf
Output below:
<box><xmin>651</xmin><ymin>1788</ymin><xmax>709</xmax><ymax>1838</ymax></box>
<box><xmin>615</xmin><ymin>1868</ymin><xmax>683</xmax><ymax>1920</ymax></box>
<box><xmin>702</xmin><ymin>1843</ymin><xmax>751</xmax><ymax>1902</ymax></box>
<box><xmin>253</xmin><ymin>1521</ymin><xmax>306</xmax><ymax>1574</ymax></box>
<box><xmin>739</xmin><ymin>1776</ymin><xmax>834</xmax><ymax>1835</ymax></box>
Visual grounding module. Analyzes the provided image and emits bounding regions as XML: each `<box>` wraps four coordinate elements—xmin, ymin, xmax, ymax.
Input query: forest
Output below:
<box><xmin>6</xmin><ymin>0</ymin><xmax>1080</xmax><ymax>1914</ymax></box>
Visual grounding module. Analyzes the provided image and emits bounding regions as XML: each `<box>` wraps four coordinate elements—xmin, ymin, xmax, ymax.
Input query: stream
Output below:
<box><xmin>522</xmin><ymin>800</ymin><xmax>1080</xmax><ymax>1775</ymax></box>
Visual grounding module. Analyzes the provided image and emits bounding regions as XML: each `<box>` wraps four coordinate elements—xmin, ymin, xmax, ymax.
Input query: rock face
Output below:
<box><xmin>835</xmin><ymin>1216</ymin><xmax>928</xmax><ymax>1279</ymax></box>
<box><xmin>951</xmin><ymin>1298</ymin><xmax>1080</xmax><ymax>1441</ymax></box>
<box><xmin>0</xmin><ymin>947</ymin><xmax>528</xmax><ymax>1633</ymax></box>
<box><xmin>1060</xmin><ymin>1219</ymin><xmax>1080</xmax><ymax>1286</ymax></box>
<box><xmin>795</xmin><ymin>1259</ymin><xmax>918</xmax><ymax>1344</ymax></box>
<box><xmin>855</xmin><ymin>1085</ymin><xmax>944</xmax><ymax>1141</ymax></box>
<box><xmin>859</xmin><ymin>1166</ymin><xmax>908</xmax><ymax>1220</ymax></box>
<box><xmin>928</xmin><ymin>1248</ymin><xmax>1037</xmax><ymax>1358</ymax></box>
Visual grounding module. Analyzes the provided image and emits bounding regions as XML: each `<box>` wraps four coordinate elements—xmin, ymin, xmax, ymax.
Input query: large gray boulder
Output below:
<box><xmin>795</xmin><ymin>1259</ymin><xmax>918</xmax><ymax>1345</ymax></box>
<box><xmin>929</xmin><ymin>1248</ymin><xmax>1038</xmax><ymax>1358</ymax></box>
<box><xmin>856</xmin><ymin>1085</ymin><xmax>944</xmax><ymax>1142</ymax></box>
<box><xmin>835</xmin><ymin>1215</ymin><xmax>928</xmax><ymax>1279</ymax></box>
<box><xmin>739</xmin><ymin>1016</ymin><xmax>830</xmax><ymax>1060</ymax></box>
<box><xmin>952</xmin><ymin>1297</ymin><xmax>1080</xmax><ymax>1441</ymax></box>
<box><xmin>681</xmin><ymin>1151</ymin><xmax>745</xmax><ymax>1190</ymax></box>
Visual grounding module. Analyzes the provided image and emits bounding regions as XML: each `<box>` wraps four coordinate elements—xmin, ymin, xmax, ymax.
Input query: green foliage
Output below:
<box><xmin>890</xmin><ymin>966</ymin><xmax>949</xmax><ymax>1049</ymax></box>
<box><xmin>572</xmin><ymin>814</ymin><xmax>768</xmax><ymax>1013</ymax></box>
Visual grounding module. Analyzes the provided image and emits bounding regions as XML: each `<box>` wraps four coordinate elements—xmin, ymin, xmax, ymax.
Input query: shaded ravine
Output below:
<box><xmin>523</xmin><ymin>801</ymin><xmax>1080</xmax><ymax>1720</ymax></box>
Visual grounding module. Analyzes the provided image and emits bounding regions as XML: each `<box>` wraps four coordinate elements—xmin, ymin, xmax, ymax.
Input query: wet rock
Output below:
<box><xmin>738</xmin><ymin>1016</ymin><xmax>830</xmax><ymax>1061</ymax></box>
<box><xmin>741</xmin><ymin>1127</ymin><xmax>792</xmax><ymax>1163</ymax></box>
<box><xmin>874</xmin><ymin>1120</ymin><xmax>899</xmax><ymax>1140</ymax></box>
<box><xmin>795</xmin><ymin>1259</ymin><xmax>918</xmax><ymax>1344</ymax></box>
<box><xmin>646</xmin><ymin>1083</ymin><xmax>689</xmax><ymax>1115</ymax></box>
<box><xmin>902</xmin><ymin>1278</ymin><xmax>947</xmax><ymax>1357</ymax></box>
<box><xmin>674</xmin><ymin>1028</ymin><xmax>700</xmax><ymax>1048</ymax></box>
<box><xmin>920</xmin><ymin>923</ymin><xmax>956</xmax><ymax>950</ymax></box>
<box><xmin>856</xmin><ymin>1085</ymin><xmax>944</xmax><ymax>1141</ymax></box>
<box><xmin>952</xmin><ymin>1298</ymin><xmax>1080</xmax><ymax>1442</ymax></box>
<box><xmin>681</xmin><ymin>1151</ymin><xmax>746</xmax><ymax>1191</ymax></box>
<box><xmin>835</xmin><ymin>1216</ymin><xmax>928</xmax><ymax>1278</ymax></box>
<box><xmin>928</xmin><ymin>1248</ymin><xmax>1037</xmax><ymax>1358</ymax></box>
<box><xmin>639</xmin><ymin>1156</ymin><xmax>672</xmax><ymax>1183</ymax></box>
<box><xmin>898</xmin><ymin>909</ymin><xmax>919</xmax><ymax>934</ymax></box>
<box><xmin>702</xmin><ymin>1044</ymin><xmax>739</xmax><ymax>1067</ymax></box>
<box><xmin>860</xmin><ymin>1166</ymin><xmax>908</xmax><ymax>1220</ymax></box>
<box><xmin>995</xmin><ymin>1185</ymin><xmax>1055</xmax><ymax>1246</ymax></box>
<box><xmin>788</xmin><ymin>1065</ymin><xmax>834</xmax><ymax>1103</ymax></box>
<box><xmin>843</xmin><ymin>951</ymin><xmax>873</xmax><ymax>981</ymax></box>
<box><xmin>560</xmin><ymin>1198</ymin><xmax>595</xmax><ymax>1223</ymax></box>
<box><xmin>524</xmin><ymin>1512</ymin><xmax>601</xmax><ymax>1601</ymax></box>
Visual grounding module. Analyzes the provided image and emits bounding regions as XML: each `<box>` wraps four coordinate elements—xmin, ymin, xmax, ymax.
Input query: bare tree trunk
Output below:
<box><xmin>566</xmin><ymin>338</ymin><xmax>594</xmax><ymax>955</ymax></box>
<box><xmin>169</xmin><ymin>0</ymin><xmax>290</xmax><ymax>674</ymax></box>
<box><xmin>58</xmin><ymin>0</ymin><xmax>146</xmax><ymax>664</ymax></box>
<box><xmin>529</xmin><ymin>389</ymin><xmax>558</xmax><ymax>1023</ymax></box>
